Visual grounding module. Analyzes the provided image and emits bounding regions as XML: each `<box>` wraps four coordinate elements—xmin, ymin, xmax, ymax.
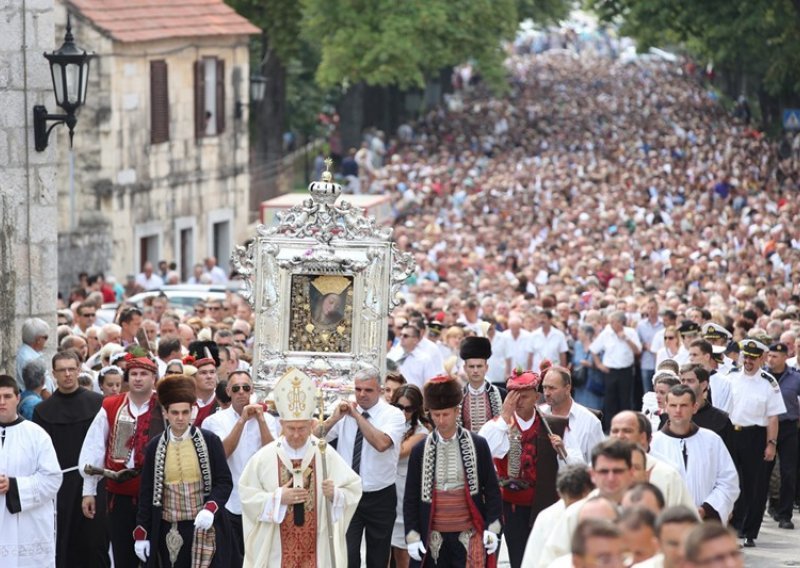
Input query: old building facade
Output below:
<box><xmin>55</xmin><ymin>0</ymin><xmax>259</xmax><ymax>293</ymax></box>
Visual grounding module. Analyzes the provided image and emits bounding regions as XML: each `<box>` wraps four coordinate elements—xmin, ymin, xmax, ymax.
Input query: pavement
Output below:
<box><xmin>492</xmin><ymin>512</ymin><xmax>800</xmax><ymax>567</ymax></box>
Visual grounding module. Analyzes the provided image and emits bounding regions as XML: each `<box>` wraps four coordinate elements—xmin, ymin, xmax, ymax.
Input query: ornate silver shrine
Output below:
<box><xmin>231</xmin><ymin>160</ymin><xmax>415</xmax><ymax>401</ymax></box>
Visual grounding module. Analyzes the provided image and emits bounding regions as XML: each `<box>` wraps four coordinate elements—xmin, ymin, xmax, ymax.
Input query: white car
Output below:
<box><xmin>96</xmin><ymin>284</ymin><xmax>241</xmax><ymax>323</ymax></box>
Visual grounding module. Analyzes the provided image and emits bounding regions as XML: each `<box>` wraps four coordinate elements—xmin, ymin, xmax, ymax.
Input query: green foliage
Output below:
<box><xmin>588</xmin><ymin>0</ymin><xmax>800</xmax><ymax>99</ymax></box>
<box><xmin>301</xmin><ymin>0</ymin><xmax>520</xmax><ymax>91</ymax></box>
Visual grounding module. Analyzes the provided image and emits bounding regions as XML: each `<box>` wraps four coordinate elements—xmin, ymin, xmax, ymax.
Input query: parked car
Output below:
<box><xmin>97</xmin><ymin>284</ymin><xmax>240</xmax><ymax>323</ymax></box>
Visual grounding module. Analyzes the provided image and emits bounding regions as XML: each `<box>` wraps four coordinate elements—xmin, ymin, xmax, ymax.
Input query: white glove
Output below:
<box><xmin>134</xmin><ymin>540</ymin><xmax>150</xmax><ymax>563</ymax></box>
<box><xmin>194</xmin><ymin>508</ymin><xmax>214</xmax><ymax>530</ymax></box>
<box><xmin>408</xmin><ymin>540</ymin><xmax>426</xmax><ymax>561</ymax></box>
<box><xmin>483</xmin><ymin>530</ymin><xmax>499</xmax><ymax>555</ymax></box>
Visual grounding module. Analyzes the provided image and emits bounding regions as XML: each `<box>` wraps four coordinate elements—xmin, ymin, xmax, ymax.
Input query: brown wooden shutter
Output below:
<box><xmin>150</xmin><ymin>60</ymin><xmax>169</xmax><ymax>144</ymax></box>
<box><xmin>194</xmin><ymin>60</ymin><xmax>205</xmax><ymax>139</ymax></box>
<box><xmin>215</xmin><ymin>58</ymin><xmax>225</xmax><ymax>134</ymax></box>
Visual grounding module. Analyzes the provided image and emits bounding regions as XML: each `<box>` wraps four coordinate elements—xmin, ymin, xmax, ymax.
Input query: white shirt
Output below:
<box><xmin>135</xmin><ymin>272</ymin><xmax>164</xmax><ymax>290</ymax></box>
<box><xmin>326</xmin><ymin>397</ymin><xmax>405</xmax><ymax>492</ymax></box>
<box><xmin>539</xmin><ymin>401</ymin><xmax>604</xmax><ymax>463</ymax></box>
<box><xmin>206</xmin><ymin>265</ymin><xmax>228</xmax><ymax>284</ymax></box>
<box><xmin>79</xmin><ymin>396</ymin><xmax>152</xmax><ymax>496</ymax></box>
<box><xmin>392</xmin><ymin>346</ymin><xmax>443</xmax><ymax>388</ymax></box>
<box><xmin>708</xmin><ymin>370</ymin><xmax>734</xmax><ymax>415</ymax></box>
<box><xmin>650</xmin><ymin>426</ymin><xmax>740</xmax><ymax>523</ymax></box>
<box><xmin>590</xmin><ymin>325</ymin><xmax>641</xmax><ymax>368</ymax></box>
<box><xmin>486</xmin><ymin>334</ymin><xmax>508</xmax><ymax>384</ymax></box>
<box><xmin>522</xmin><ymin>499</ymin><xmax>565</xmax><ymax>567</ymax></box>
<box><xmin>203</xmin><ymin>406</ymin><xmax>280</xmax><ymax>514</ymax></box>
<box><xmin>499</xmin><ymin>329</ymin><xmax>533</xmax><ymax>370</ymax></box>
<box><xmin>478</xmin><ymin>413</ymin><xmax>582</xmax><ymax>465</ymax></box>
<box><xmin>418</xmin><ymin>336</ymin><xmax>445</xmax><ymax>372</ymax></box>
<box><xmin>530</xmin><ymin>327</ymin><xmax>568</xmax><ymax>369</ymax></box>
<box><xmin>728</xmin><ymin>369</ymin><xmax>787</xmax><ymax>427</ymax></box>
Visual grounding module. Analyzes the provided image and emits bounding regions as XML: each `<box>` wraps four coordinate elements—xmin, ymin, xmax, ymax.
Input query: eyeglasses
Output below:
<box><xmin>665</xmin><ymin>336</ymin><xmax>677</xmax><ymax>340</ymax></box>
<box><xmin>54</xmin><ymin>367</ymin><xmax>79</xmax><ymax>375</ymax></box>
<box><xmin>82</xmin><ymin>312</ymin><xmax>96</xmax><ymax>318</ymax></box>
<box><xmin>394</xmin><ymin>404</ymin><xmax>415</xmax><ymax>412</ymax></box>
<box><xmin>209</xmin><ymin>306</ymin><xmax>221</xmax><ymax>311</ymax></box>
<box><xmin>231</xmin><ymin>384</ymin><xmax>252</xmax><ymax>393</ymax></box>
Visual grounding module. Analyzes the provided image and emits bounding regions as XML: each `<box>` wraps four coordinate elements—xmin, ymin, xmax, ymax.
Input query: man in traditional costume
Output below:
<box><xmin>459</xmin><ymin>337</ymin><xmax>505</xmax><ymax>433</ymax></box>
<box><xmin>33</xmin><ymin>351</ymin><xmax>108</xmax><ymax>568</ymax></box>
<box><xmin>0</xmin><ymin>374</ymin><xmax>62</xmax><ymax>568</ymax></box>
<box><xmin>188</xmin><ymin>341</ymin><xmax>221</xmax><ymax>426</ymax></box>
<box><xmin>404</xmin><ymin>375</ymin><xmax>502</xmax><ymax>567</ymax></box>
<box><xmin>134</xmin><ymin>375</ymin><xmax>232</xmax><ymax>567</ymax></box>
<box><xmin>80</xmin><ymin>354</ymin><xmax>165</xmax><ymax>568</ymax></box>
<box><xmin>238</xmin><ymin>369</ymin><xmax>362</xmax><ymax>567</ymax></box>
<box><xmin>478</xmin><ymin>370</ymin><xmax>568</xmax><ymax>568</ymax></box>
<box><xmin>650</xmin><ymin>385</ymin><xmax>739</xmax><ymax>524</ymax></box>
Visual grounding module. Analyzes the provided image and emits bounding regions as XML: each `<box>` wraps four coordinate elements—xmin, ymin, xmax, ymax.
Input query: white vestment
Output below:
<box><xmin>521</xmin><ymin>498</ymin><xmax>565</xmax><ymax>567</ymax></box>
<box><xmin>0</xmin><ymin>419</ymin><xmax>63</xmax><ymax>568</ymax></box>
<box><xmin>650</xmin><ymin>427</ymin><xmax>739</xmax><ymax>523</ymax></box>
<box><xmin>239</xmin><ymin>435</ymin><xmax>362</xmax><ymax>567</ymax></box>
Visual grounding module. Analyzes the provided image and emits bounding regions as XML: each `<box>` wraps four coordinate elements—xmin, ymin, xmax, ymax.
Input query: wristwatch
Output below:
<box><xmin>768</xmin><ymin>439</ymin><xmax>778</xmax><ymax>446</ymax></box>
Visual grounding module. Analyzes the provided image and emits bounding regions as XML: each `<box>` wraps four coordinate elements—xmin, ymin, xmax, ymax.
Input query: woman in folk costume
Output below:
<box><xmin>134</xmin><ymin>375</ymin><xmax>233</xmax><ymax>568</ymax></box>
<box><xmin>404</xmin><ymin>375</ymin><xmax>503</xmax><ymax>567</ymax></box>
<box><xmin>238</xmin><ymin>369</ymin><xmax>363</xmax><ymax>567</ymax></box>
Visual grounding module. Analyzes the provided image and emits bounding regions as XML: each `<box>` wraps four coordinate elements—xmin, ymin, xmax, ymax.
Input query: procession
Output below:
<box><xmin>4</xmin><ymin>0</ymin><xmax>800</xmax><ymax>567</ymax></box>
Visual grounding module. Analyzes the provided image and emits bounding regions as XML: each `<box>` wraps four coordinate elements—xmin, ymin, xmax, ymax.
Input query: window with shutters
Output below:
<box><xmin>150</xmin><ymin>60</ymin><xmax>169</xmax><ymax>144</ymax></box>
<box><xmin>194</xmin><ymin>57</ymin><xmax>225</xmax><ymax>139</ymax></box>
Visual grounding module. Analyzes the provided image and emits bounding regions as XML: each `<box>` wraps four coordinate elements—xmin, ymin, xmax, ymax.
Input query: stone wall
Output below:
<box><xmin>0</xmin><ymin>0</ymin><xmax>58</xmax><ymax>373</ymax></box>
<box><xmin>57</xmin><ymin>213</ymin><xmax>113</xmax><ymax>298</ymax></box>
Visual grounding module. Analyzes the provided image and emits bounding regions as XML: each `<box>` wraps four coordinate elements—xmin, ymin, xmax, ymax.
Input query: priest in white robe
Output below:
<box><xmin>0</xmin><ymin>375</ymin><xmax>63</xmax><ymax>568</ymax></box>
<box><xmin>650</xmin><ymin>385</ymin><xmax>739</xmax><ymax>524</ymax></box>
<box><xmin>239</xmin><ymin>369</ymin><xmax>362</xmax><ymax>567</ymax></box>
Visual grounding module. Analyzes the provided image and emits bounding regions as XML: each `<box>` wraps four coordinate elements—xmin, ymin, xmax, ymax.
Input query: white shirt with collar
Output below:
<box><xmin>590</xmin><ymin>325</ymin><xmax>641</xmax><ymax>369</ymax></box>
<box><xmin>204</xmin><ymin>405</ymin><xmax>280</xmax><ymax>515</ymax></box>
<box><xmin>539</xmin><ymin>401</ymin><xmax>604</xmax><ymax>463</ymax></box>
<box><xmin>326</xmin><ymin>397</ymin><xmax>405</xmax><ymax>492</ymax></box>
<box><xmin>500</xmin><ymin>328</ymin><xmax>533</xmax><ymax>370</ymax></box>
<box><xmin>530</xmin><ymin>326</ymin><xmax>568</xmax><ymax>370</ymax></box>
<box><xmin>393</xmin><ymin>346</ymin><xmax>443</xmax><ymax>388</ymax></box>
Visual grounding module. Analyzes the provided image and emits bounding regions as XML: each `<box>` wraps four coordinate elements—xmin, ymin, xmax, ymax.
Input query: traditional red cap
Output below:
<box><xmin>126</xmin><ymin>357</ymin><xmax>157</xmax><ymax>374</ymax></box>
<box><xmin>506</xmin><ymin>370</ymin><xmax>541</xmax><ymax>391</ymax></box>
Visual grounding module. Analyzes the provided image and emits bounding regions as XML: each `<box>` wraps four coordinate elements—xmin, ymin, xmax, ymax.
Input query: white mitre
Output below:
<box><xmin>273</xmin><ymin>368</ymin><xmax>316</xmax><ymax>421</ymax></box>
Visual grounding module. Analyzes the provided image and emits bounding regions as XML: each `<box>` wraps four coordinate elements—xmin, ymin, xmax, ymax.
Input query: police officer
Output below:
<box><xmin>765</xmin><ymin>343</ymin><xmax>800</xmax><ymax>529</ymax></box>
<box><xmin>728</xmin><ymin>340</ymin><xmax>787</xmax><ymax>547</ymax></box>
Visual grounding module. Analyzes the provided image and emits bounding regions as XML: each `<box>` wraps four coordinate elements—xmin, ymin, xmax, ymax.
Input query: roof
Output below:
<box><xmin>66</xmin><ymin>0</ymin><xmax>260</xmax><ymax>43</ymax></box>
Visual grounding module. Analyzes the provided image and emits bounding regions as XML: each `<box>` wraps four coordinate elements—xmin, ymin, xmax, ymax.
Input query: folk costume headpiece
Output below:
<box><xmin>424</xmin><ymin>375</ymin><xmax>463</xmax><ymax>410</ymax></box>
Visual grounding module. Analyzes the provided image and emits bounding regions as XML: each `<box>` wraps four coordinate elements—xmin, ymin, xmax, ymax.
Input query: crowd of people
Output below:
<box><xmin>3</xmin><ymin>31</ymin><xmax>800</xmax><ymax>568</ymax></box>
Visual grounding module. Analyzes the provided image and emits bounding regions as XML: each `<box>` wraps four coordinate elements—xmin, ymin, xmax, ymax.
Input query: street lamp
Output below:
<box><xmin>235</xmin><ymin>74</ymin><xmax>267</xmax><ymax>119</ymax></box>
<box><xmin>33</xmin><ymin>13</ymin><xmax>94</xmax><ymax>152</ymax></box>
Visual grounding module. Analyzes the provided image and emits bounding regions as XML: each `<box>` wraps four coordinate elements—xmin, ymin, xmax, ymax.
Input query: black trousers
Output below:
<box><xmin>502</xmin><ymin>501</ymin><xmax>532</xmax><ymax>568</ymax></box>
<box><xmin>420</xmin><ymin>532</ymin><xmax>467</xmax><ymax>567</ymax></box>
<box><xmin>602</xmin><ymin>366</ymin><xmax>634</xmax><ymax>430</ymax></box>
<box><xmin>731</xmin><ymin>426</ymin><xmax>769</xmax><ymax>539</ymax></box>
<box><xmin>767</xmin><ymin>419</ymin><xmax>799</xmax><ymax>521</ymax></box>
<box><xmin>156</xmin><ymin>519</ymin><xmax>196</xmax><ymax>568</ymax></box>
<box><xmin>108</xmin><ymin>493</ymin><xmax>139</xmax><ymax>568</ymax></box>
<box><xmin>347</xmin><ymin>484</ymin><xmax>396</xmax><ymax>568</ymax></box>
<box><xmin>56</xmin><ymin>471</ymin><xmax>110</xmax><ymax>568</ymax></box>
<box><xmin>226</xmin><ymin>510</ymin><xmax>244</xmax><ymax>568</ymax></box>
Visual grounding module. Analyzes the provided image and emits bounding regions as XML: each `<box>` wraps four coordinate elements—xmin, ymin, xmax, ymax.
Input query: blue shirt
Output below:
<box><xmin>636</xmin><ymin>318</ymin><xmax>664</xmax><ymax>371</ymax></box>
<box><xmin>18</xmin><ymin>390</ymin><xmax>43</xmax><ymax>421</ymax></box>
<box><xmin>774</xmin><ymin>366</ymin><xmax>800</xmax><ymax>421</ymax></box>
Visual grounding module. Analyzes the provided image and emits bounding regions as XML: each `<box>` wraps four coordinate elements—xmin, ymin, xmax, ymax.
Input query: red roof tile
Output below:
<box><xmin>66</xmin><ymin>0</ymin><xmax>260</xmax><ymax>43</ymax></box>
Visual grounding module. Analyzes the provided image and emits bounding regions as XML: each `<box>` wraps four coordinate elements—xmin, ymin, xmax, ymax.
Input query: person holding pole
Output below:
<box><xmin>239</xmin><ymin>369</ymin><xmax>362</xmax><ymax>566</ymax></box>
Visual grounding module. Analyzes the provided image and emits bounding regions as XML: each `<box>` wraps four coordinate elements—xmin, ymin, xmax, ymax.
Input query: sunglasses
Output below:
<box><xmin>394</xmin><ymin>404</ymin><xmax>415</xmax><ymax>412</ymax></box>
<box><xmin>400</xmin><ymin>334</ymin><xmax>417</xmax><ymax>339</ymax></box>
<box><xmin>231</xmin><ymin>384</ymin><xmax>252</xmax><ymax>393</ymax></box>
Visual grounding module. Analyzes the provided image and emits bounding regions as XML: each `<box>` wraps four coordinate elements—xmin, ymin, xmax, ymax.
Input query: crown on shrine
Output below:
<box><xmin>311</xmin><ymin>275</ymin><xmax>351</xmax><ymax>296</ymax></box>
<box><xmin>308</xmin><ymin>157</ymin><xmax>342</xmax><ymax>204</ymax></box>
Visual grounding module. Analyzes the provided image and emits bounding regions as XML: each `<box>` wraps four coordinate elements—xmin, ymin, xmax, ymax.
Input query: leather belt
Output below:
<box><xmin>733</xmin><ymin>425</ymin><xmax>763</xmax><ymax>431</ymax></box>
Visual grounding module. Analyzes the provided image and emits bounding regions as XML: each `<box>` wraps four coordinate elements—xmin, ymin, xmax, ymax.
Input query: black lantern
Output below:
<box><xmin>250</xmin><ymin>74</ymin><xmax>267</xmax><ymax>103</ymax></box>
<box><xmin>33</xmin><ymin>13</ymin><xmax>94</xmax><ymax>152</ymax></box>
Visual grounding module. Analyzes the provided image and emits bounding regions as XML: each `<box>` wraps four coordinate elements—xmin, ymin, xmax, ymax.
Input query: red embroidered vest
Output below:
<box><xmin>103</xmin><ymin>393</ymin><xmax>156</xmax><ymax>496</ymax></box>
<box><xmin>493</xmin><ymin>416</ymin><xmax>540</xmax><ymax>506</ymax></box>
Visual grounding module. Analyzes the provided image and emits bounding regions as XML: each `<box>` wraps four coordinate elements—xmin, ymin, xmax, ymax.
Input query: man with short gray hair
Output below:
<box><xmin>321</xmin><ymin>368</ymin><xmax>405</xmax><ymax>567</ymax></box>
<box><xmin>590</xmin><ymin>310</ymin><xmax>641</xmax><ymax>429</ymax></box>
<box><xmin>16</xmin><ymin>317</ymin><xmax>54</xmax><ymax>394</ymax></box>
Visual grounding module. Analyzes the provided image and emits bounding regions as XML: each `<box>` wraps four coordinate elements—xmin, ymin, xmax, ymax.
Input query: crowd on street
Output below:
<box><xmin>3</xmin><ymin>33</ymin><xmax>800</xmax><ymax>568</ymax></box>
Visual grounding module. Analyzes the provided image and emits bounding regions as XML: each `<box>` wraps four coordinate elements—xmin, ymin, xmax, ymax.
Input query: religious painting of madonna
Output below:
<box><xmin>288</xmin><ymin>274</ymin><xmax>354</xmax><ymax>353</ymax></box>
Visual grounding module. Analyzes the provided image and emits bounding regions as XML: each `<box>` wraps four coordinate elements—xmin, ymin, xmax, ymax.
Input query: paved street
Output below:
<box><xmin>491</xmin><ymin>512</ymin><xmax>800</xmax><ymax>567</ymax></box>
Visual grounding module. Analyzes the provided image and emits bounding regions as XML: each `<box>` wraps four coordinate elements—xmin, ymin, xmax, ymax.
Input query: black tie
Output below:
<box><xmin>351</xmin><ymin>411</ymin><xmax>370</xmax><ymax>474</ymax></box>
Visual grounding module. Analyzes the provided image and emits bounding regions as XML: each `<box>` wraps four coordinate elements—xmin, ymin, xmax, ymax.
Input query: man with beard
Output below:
<box><xmin>79</xmin><ymin>353</ymin><xmax>165</xmax><ymax>568</ymax></box>
<box><xmin>727</xmin><ymin>340</ymin><xmax>786</xmax><ymax>547</ymax></box>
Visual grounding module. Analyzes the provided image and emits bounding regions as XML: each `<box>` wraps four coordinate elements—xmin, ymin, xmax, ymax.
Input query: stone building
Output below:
<box><xmin>0</xmin><ymin>0</ymin><xmax>59</xmax><ymax>372</ymax></box>
<box><xmin>55</xmin><ymin>0</ymin><xmax>259</xmax><ymax>294</ymax></box>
